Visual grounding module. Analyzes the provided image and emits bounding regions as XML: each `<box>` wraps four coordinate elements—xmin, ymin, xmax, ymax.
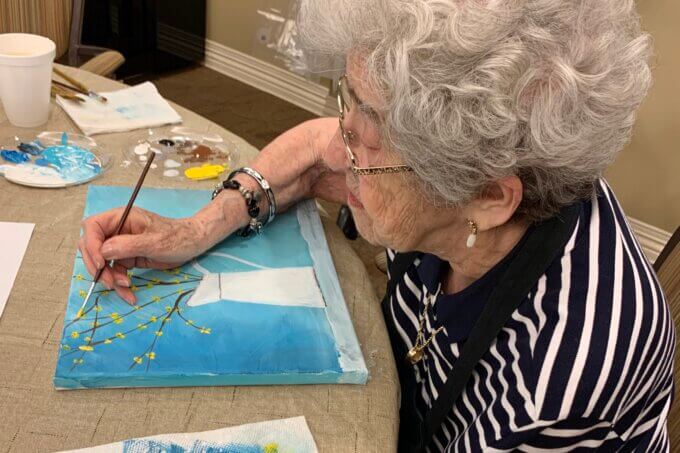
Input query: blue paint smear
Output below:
<box><xmin>38</xmin><ymin>144</ymin><xmax>101</xmax><ymax>182</ymax></box>
<box><xmin>18</xmin><ymin>141</ymin><xmax>43</xmax><ymax>155</ymax></box>
<box><xmin>54</xmin><ymin>186</ymin><xmax>343</xmax><ymax>388</ymax></box>
<box><xmin>1</xmin><ymin>150</ymin><xmax>30</xmax><ymax>163</ymax></box>
<box><xmin>123</xmin><ymin>439</ymin><xmax>271</xmax><ymax>453</ymax></box>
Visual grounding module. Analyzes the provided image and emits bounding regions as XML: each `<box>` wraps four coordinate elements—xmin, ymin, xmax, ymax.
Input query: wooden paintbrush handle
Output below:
<box><xmin>53</xmin><ymin>66</ymin><xmax>89</xmax><ymax>92</ymax></box>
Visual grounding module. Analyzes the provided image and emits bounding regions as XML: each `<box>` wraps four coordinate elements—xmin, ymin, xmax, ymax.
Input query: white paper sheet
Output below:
<box><xmin>59</xmin><ymin>416</ymin><xmax>318</xmax><ymax>453</ymax></box>
<box><xmin>0</xmin><ymin>222</ymin><xmax>34</xmax><ymax>318</ymax></box>
<box><xmin>56</xmin><ymin>81</ymin><xmax>182</xmax><ymax>135</ymax></box>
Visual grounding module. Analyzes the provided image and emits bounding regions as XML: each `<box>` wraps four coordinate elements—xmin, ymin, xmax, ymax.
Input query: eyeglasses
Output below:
<box><xmin>337</xmin><ymin>75</ymin><xmax>413</xmax><ymax>176</ymax></box>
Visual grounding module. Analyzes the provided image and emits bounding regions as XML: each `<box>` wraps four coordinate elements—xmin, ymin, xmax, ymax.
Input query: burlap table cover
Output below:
<box><xmin>0</xmin><ymin>65</ymin><xmax>399</xmax><ymax>452</ymax></box>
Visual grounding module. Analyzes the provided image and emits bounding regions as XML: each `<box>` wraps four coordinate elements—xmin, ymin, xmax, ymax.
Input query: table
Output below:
<box><xmin>0</xmin><ymin>65</ymin><xmax>399</xmax><ymax>452</ymax></box>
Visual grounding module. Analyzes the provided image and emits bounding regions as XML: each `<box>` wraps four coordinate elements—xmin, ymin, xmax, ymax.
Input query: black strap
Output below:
<box><xmin>382</xmin><ymin>203</ymin><xmax>581</xmax><ymax>452</ymax></box>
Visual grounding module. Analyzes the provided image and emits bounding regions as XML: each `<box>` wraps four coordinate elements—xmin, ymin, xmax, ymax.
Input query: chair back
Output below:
<box><xmin>0</xmin><ymin>0</ymin><xmax>72</xmax><ymax>58</ymax></box>
<box><xmin>654</xmin><ymin>227</ymin><xmax>680</xmax><ymax>450</ymax></box>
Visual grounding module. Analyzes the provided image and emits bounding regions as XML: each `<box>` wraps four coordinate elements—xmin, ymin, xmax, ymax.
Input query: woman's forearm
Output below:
<box><xmin>191</xmin><ymin>117</ymin><xmax>345</xmax><ymax>250</ymax></box>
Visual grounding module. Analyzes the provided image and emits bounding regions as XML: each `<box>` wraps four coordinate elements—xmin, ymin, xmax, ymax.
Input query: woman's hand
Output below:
<box><xmin>78</xmin><ymin>207</ymin><xmax>206</xmax><ymax>304</ymax></box>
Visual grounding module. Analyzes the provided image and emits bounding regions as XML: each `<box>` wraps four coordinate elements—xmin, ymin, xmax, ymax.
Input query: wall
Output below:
<box><xmin>205</xmin><ymin>1</ymin><xmax>679</xmax><ymax>232</ymax></box>
<box><xmin>605</xmin><ymin>0</ymin><xmax>680</xmax><ymax>232</ymax></box>
<box><xmin>206</xmin><ymin>0</ymin><xmax>297</xmax><ymax>70</ymax></box>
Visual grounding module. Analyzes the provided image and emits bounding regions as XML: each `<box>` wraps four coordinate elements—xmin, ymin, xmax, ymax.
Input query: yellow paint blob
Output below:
<box><xmin>264</xmin><ymin>444</ymin><xmax>279</xmax><ymax>453</ymax></box>
<box><xmin>184</xmin><ymin>164</ymin><xmax>226</xmax><ymax>181</ymax></box>
<box><xmin>78</xmin><ymin>345</ymin><xmax>94</xmax><ymax>352</ymax></box>
<box><xmin>70</xmin><ymin>331</ymin><xmax>79</xmax><ymax>339</ymax></box>
<box><xmin>133</xmin><ymin>356</ymin><xmax>143</xmax><ymax>364</ymax></box>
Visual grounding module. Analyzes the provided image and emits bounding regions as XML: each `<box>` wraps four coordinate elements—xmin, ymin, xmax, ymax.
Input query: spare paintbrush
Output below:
<box><xmin>77</xmin><ymin>151</ymin><xmax>156</xmax><ymax>316</ymax></box>
<box><xmin>53</xmin><ymin>66</ymin><xmax>108</xmax><ymax>103</ymax></box>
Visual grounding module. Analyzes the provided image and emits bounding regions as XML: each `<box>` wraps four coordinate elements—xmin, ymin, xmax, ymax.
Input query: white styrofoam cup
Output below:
<box><xmin>0</xmin><ymin>33</ymin><xmax>56</xmax><ymax>128</ymax></box>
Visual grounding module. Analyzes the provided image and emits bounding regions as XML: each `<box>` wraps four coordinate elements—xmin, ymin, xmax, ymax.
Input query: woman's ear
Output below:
<box><xmin>468</xmin><ymin>176</ymin><xmax>523</xmax><ymax>231</ymax></box>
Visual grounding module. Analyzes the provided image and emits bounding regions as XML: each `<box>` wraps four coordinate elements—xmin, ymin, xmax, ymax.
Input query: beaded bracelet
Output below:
<box><xmin>211</xmin><ymin>179</ymin><xmax>263</xmax><ymax>237</ymax></box>
<box><xmin>228</xmin><ymin>167</ymin><xmax>276</xmax><ymax>226</ymax></box>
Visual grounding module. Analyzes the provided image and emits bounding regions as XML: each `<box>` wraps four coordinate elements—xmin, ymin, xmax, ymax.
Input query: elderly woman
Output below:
<box><xmin>80</xmin><ymin>0</ymin><xmax>673</xmax><ymax>451</ymax></box>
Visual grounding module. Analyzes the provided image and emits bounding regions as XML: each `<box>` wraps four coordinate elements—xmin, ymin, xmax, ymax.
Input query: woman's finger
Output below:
<box><xmin>113</xmin><ymin>284</ymin><xmax>136</xmax><ymax>305</ymax></box>
<box><xmin>111</xmin><ymin>263</ymin><xmax>130</xmax><ymax>288</ymax></box>
<box><xmin>78</xmin><ymin>238</ymin><xmax>114</xmax><ymax>290</ymax></box>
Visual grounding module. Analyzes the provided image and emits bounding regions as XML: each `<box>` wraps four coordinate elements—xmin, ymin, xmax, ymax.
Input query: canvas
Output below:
<box><xmin>54</xmin><ymin>186</ymin><xmax>367</xmax><ymax>389</ymax></box>
<box><xmin>58</xmin><ymin>416</ymin><xmax>318</xmax><ymax>453</ymax></box>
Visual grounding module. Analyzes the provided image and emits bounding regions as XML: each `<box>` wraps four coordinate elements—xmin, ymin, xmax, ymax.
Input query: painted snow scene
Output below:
<box><xmin>54</xmin><ymin>186</ymin><xmax>367</xmax><ymax>389</ymax></box>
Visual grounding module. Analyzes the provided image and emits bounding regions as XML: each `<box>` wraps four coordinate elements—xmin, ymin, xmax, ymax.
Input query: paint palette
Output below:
<box><xmin>0</xmin><ymin>131</ymin><xmax>111</xmax><ymax>188</ymax></box>
<box><xmin>124</xmin><ymin>128</ymin><xmax>239</xmax><ymax>180</ymax></box>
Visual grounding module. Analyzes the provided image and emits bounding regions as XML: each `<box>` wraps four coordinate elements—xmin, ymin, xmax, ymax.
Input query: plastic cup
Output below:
<box><xmin>0</xmin><ymin>33</ymin><xmax>56</xmax><ymax>128</ymax></box>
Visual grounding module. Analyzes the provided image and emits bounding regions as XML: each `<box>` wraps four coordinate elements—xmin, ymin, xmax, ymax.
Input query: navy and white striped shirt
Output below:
<box><xmin>386</xmin><ymin>180</ymin><xmax>674</xmax><ymax>451</ymax></box>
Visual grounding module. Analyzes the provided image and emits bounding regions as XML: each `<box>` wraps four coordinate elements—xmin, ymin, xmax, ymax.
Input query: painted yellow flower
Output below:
<box><xmin>78</xmin><ymin>345</ymin><xmax>94</xmax><ymax>352</ymax></box>
<box><xmin>94</xmin><ymin>305</ymin><xmax>102</xmax><ymax>312</ymax></box>
<box><xmin>171</xmin><ymin>268</ymin><xmax>181</xmax><ymax>275</ymax></box>
<box><xmin>162</xmin><ymin>318</ymin><xmax>171</xmax><ymax>324</ymax></box>
<box><xmin>186</xmin><ymin>320</ymin><xmax>195</xmax><ymax>326</ymax></box>
<box><xmin>61</xmin><ymin>344</ymin><xmax>71</xmax><ymax>351</ymax></box>
<box><xmin>90</xmin><ymin>322</ymin><xmax>98</xmax><ymax>328</ymax></box>
<box><xmin>70</xmin><ymin>331</ymin><xmax>79</xmax><ymax>339</ymax></box>
<box><xmin>146</xmin><ymin>283</ymin><xmax>153</xmax><ymax>289</ymax></box>
<box><xmin>199</xmin><ymin>328</ymin><xmax>211</xmax><ymax>335</ymax></box>
<box><xmin>84</xmin><ymin>336</ymin><xmax>92</xmax><ymax>342</ymax></box>
<box><xmin>165</xmin><ymin>306</ymin><xmax>172</xmax><ymax>313</ymax></box>
<box><xmin>183</xmin><ymin>275</ymin><xmax>189</xmax><ymax>281</ymax></box>
<box><xmin>110</xmin><ymin>312</ymin><xmax>120</xmax><ymax>319</ymax></box>
<box><xmin>75</xmin><ymin>274</ymin><xmax>84</xmax><ymax>281</ymax></box>
<box><xmin>73</xmin><ymin>358</ymin><xmax>84</xmax><ymax>365</ymax></box>
<box><xmin>133</xmin><ymin>356</ymin><xmax>143</xmax><ymax>364</ymax></box>
<box><xmin>130</xmin><ymin>285</ymin><xmax>139</xmax><ymax>292</ymax></box>
<box><xmin>152</xmin><ymin>278</ymin><xmax>160</xmax><ymax>284</ymax></box>
<box><xmin>154</xmin><ymin>331</ymin><xmax>163</xmax><ymax>337</ymax></box>
<box><xmin>172</xmin><ymin>278</ymin><xmax>180</xmax><ymax>284</ymax></box>
<box><xmin>104</xmin><ymin>339</ymin><xmax>112</xmax><ymax>344</ymax></box>
<box><xmin>151</xmin><ymin>296</ymin><xmax>161</xmax><ymax>303</ymax></box>
<box><xmin>264</xmin><ymin>443</ymin><xmax>279</xmax><ymax>453</ymax></box>
<box><xmin>134</xmin><ymin>305</ymin><xmax>141</xmax><ymax>311</ymax></box>
<box><xmin>137</xmin><ymin>323</ymin><xmax>147</xmax><ymax>330</ymax></box>
<box><xmin>176</xmin><ymin>289</ymin><xmax>184</xmax><ymax>294</ymax></box>
<box><xmin>78</xmin><ymin>290</ymin><xmax>87</xmax><ymax>298</ymax></box>
<box><xmin>113</xmin><ymin>318</ymin><xmax>124</xmax><ymax>325</ymax></box>
<box><xmin>101</xmin><ymin>291</ymin><xmax>110</xmax><ymax>297</ymax></box>
<box><xmin>146</xmin><ymin>352</ymin><xmax>156</xmax><ymax>360</ymax></box>
<box><xmin>115</xmin><ymin>332</ymin><xmax>125</xmax><ymax>339</ymax></box>
<box><xmin>149</xmin><ymin>316</ymin><xmax>158</xmax><ymax>323</ymax></box>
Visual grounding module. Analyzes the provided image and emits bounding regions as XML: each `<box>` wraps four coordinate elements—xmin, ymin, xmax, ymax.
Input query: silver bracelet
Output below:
<box><xmin>228</xmin><ymin>167</ymin><xmax>276</xmax><ymax>226</ymax></box>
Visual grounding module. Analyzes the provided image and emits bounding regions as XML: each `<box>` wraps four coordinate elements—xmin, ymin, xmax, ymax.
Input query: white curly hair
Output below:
<box><xmin>297</xmin><ymin>0</ymin><xmax>653</xmax><ymax>221</ymax></box>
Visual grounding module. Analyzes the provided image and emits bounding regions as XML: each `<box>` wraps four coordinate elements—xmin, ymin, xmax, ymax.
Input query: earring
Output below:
<box><xmin>465</xmin><ymin>219</ymin><xmax>478</xmax><ymax>248</ymax></box>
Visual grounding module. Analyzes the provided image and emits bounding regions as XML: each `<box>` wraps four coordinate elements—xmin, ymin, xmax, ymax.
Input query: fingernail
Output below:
<box><xmin>95</xmin><ymin>260</ymin><xmax>104</xmax><ymax>270</ymax></box>
<box><xmin>115</xmin><ymin>278</ymin><xmax>130</xmax><ymax>288</ymax></box>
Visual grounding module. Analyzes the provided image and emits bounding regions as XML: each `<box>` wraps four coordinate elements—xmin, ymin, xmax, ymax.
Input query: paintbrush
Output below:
<box><xmin>51</xmin><ymin>85</ymin><xmax>85</xmax><ymax>103</ymax></box>
<box><xmin>77</xmin><ymin>151</ymin><xmax>156</xmax><ymax>316</ymax></box>
<box><xmin>53</xmin><ymin>66</ymin><xmax>108</xmax><ymax>103</ymax></box>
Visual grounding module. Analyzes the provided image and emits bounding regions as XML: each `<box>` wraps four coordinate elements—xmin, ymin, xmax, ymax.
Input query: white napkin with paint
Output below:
<box><xmin>56</xmin><ymin>82</ymin><xmax>182</xmax><ymax>135</ymax></box>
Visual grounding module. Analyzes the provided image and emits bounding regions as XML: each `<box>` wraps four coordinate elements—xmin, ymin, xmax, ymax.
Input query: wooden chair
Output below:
<box><xmin>654</xmin><ymin>227</ymin><xmax>680</xmax><ymax>450</ymax></box>
<box><xmin>0</xmin><ymin>0</ymin><xmax>124</xmax><ymax>78</ymax></box>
